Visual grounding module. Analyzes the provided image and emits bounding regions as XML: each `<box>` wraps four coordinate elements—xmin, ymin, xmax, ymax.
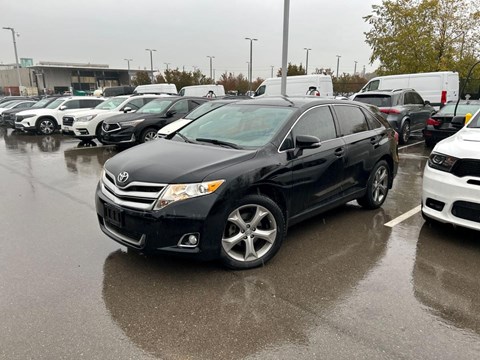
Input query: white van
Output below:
<box><xmin>134</xmin><ymin>83</ymin><xmax>178</xmax><ymax>95</ymax></box>
<box><xmin>179</xmin><ymin>84</ymin><xmax>225</xmax><ymax>98</ymax></box>
<box><xmin>254</xmin><ymin>74</ymin><xmax>334</xmax><ymax>98</ymax></box>
<box><xmin>359</xmin><ymin>71</ymin><xmax>459</xmax><ymax>108</ymax></box>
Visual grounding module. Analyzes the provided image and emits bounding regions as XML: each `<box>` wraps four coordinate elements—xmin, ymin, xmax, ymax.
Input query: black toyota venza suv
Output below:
<box><xmin>100</xmin><ymin>96</ymin><xmax>208</xmax><ymax>145</ymax></box>
<box><xmin>96</xmin><ymin>97</ymin><xmax>399</xmax><ymax>269</ymax></box>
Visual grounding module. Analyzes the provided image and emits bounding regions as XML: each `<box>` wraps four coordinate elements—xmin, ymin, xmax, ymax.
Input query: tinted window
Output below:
<box><xmin>354</xmin><ymin>95</ymin><xmax>392</xmax><ymax>108</ymax></box>
<box><xmin>255</xmin><ymin>85</ymin><xmax>266</xmax><ymax>96</ymax></box>
<box><xmin>292</xmin><ymin>106</ymin><xmax>337</xmax><ymax>142</ymax></box>
<box><xmin>411</xmin><ymin>92</ymin><xmax>424</xmax><ymax>105</ymax></box>
<box><xmin>404</xmin><ymin>92</ymin><xmax>420</xmax><ymax>105</ymax></box>
<box><xmin>366</xmin><ymin>80</ymin><xmax>380</xmax><ymax>91</ymax></box>
<box><xmin>334</xmin><ymin>105</ymin><xmax>369</xmax><ymax>135</ymax></box>
<box><xmin>125</xmin><ymin>98</ymin><xmax>145</xmax><ymax>110</ymax></box>
<box><xmin>188</xmin><ymin>100</ymin><xmax>205</xmax><ymax>111</ymax></box>
<box><xmin>170</xmin><ymin>100</ymin><xmax>189</xmax><ymax>114</ymax></box>
<box><xmin>362</xmin><ymin>109</ymin><xmax>383</xmax><ymax>129</ymax></box>
<box><xmin>80</xmin><ymin>99</ymin><xmax>102</xmax><ymax>108</ymax></box>
<box><xmin>63</xmin><ymin>100</ymin><xmax>80</xmax><ymax>109</ymax></box>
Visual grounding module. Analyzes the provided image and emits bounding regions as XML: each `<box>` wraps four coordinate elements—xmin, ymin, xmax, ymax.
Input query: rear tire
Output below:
<box><xmin>399</xmin><ymin>121</ymin><xmax>410</xmax><ymax>145</ymax></box>
<box><xmin>357</xmin><ymin>160</ymin><xmax>391</xmax><ymax>209</ymax></box>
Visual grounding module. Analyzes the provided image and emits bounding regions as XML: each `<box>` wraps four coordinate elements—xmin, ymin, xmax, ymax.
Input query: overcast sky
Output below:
<box><xmin>1</xmin><ymin>0</ymin><xmax>381</xmax><ymax>80</ymax></box>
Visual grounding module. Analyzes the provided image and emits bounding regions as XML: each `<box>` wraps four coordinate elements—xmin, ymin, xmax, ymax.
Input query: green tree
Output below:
<box><xmin>364</xmin><ymin>0</ymin><xmax>480</xmax><ymax>78</ymax></box>
<box><xmin>333</xmin><ymin>74</ymin><xmax>369</xmax><ymax>95</ymax></box>
<box><xmin>132</xmin><ymin>71</ymin><xmax>151</xmax><ymax>86</ymax></box>
<box><xmin>276</xmin><ymin>63</ymin><xmax>306</xmax><ymax>76</ymax></box>
<box><xmin>157</xmin><ymin>68</ymin><xmax>212</xmax><ymax>90</ymax></box>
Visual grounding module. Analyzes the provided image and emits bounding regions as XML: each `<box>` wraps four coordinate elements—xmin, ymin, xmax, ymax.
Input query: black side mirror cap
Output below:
<box><xmin>166</xmin><ymin>110</ymin><xmax>176</xmax><ymax>118</ymax></box>
<box><xmin>451</xmin><ymin>115</ymin><xmax>465</xmax><ymax>128</ymax></box>
<box><xmin>296</xmin><ymin>135</ymin><xmax>321</xmax><ymax>149</ymax></box>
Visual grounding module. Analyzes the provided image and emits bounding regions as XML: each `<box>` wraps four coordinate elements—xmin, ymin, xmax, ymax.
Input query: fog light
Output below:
<box><xmin>178</xmin><ymin>233</ymin><xmax>200</xmax><ymax>248</ymax></box>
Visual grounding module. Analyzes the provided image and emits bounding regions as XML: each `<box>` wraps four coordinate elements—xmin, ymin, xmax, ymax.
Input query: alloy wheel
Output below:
<box><xmin>222</xmin><ymin>204</ymin><xmax>277</xmax><ymax>263</ymax></box>
<box><xmin>39</xmin><ymin>120</ymin><xmax>55</xmax><ymax>135</ymax></box>
<box><xmin>372</xmin><ymin>165</ymin><xmax>388</xmax><ymax>204</ymax></box>
<box><xmin>143</xmin><ymin>131</ymin><xmax>157</xmax><ymax>142</ymax></box>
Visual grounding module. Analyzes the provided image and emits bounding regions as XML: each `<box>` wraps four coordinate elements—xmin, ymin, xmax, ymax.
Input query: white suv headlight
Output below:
<box><xmin>154</xmin><ymin>180</ymin><xmax>224</xmax><ymax>210</ymax></box>
<box><xmin>76</xmin><ymin>114</ymin><xmax>97</xmax><ymax>122</ymax></box>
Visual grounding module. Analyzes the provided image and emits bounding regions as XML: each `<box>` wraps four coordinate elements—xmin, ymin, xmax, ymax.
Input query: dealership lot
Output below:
<box><xmin>1</xmin><ymin>128</ymin><xmax>479</xmax><ymax>359</ymax></box>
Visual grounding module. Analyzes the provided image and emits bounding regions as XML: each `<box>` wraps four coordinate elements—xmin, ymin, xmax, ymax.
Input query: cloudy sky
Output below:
<box><xmin>1</xmin><ymin>0</ymin><xmax>381</xmax><ymax>79</ymax></box>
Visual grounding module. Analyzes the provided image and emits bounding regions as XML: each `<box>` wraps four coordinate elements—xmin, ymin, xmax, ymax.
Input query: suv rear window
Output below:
<box><xmin>354</xmin><ymin>95</ymin><xmax>392</xmax><ymax>108</ymax></box>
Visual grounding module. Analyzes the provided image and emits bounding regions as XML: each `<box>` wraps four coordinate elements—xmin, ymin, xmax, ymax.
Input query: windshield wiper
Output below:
<box><xmin>196</xmin><ymin>138</ymin><xmax>241</xmax><ymax>149</ymax></box>
<box><xmin>175</xmin><ymin>132</ymin><xmax>192</xmax><ymax>143</ymax></box>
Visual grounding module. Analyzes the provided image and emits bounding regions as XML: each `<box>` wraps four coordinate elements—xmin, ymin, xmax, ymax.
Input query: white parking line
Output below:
<box><xmin>384</xmin><ymin>205</ymin><xmax>422</xmax><ymax>228</ymax></box>
<box><xmin>398</xmin><ymin>140</ymin><xmax>424</xmax><ymax>150</ymax></box>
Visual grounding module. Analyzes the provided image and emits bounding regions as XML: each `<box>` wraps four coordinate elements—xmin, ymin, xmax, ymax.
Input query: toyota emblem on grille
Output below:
<box><xmin>104</xmin><ymin>123</ymin><xmax>110</xmax><ymax>130</ymax></box>
<box><xmin>117</xmin><ymin>171</ymin><xmax>129</xmax><ymax>183</ymax></box>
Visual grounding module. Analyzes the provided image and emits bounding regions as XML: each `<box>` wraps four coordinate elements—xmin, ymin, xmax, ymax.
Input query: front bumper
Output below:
<box><xmin>95</xmin><ymin>183</ymin><xmax>226</xmax><ymax>260</ymax></box>
<box><xmin>15</xmin><ymin>121</ymin><xmax>36</xmax><ymax>132</ymax></box>
<box><xmin>422</xmin><ymin>165</ymin><xmax>480</xmax><ymax>231</ymax></box>
<box><xmin>101</xmin><ymin>128</ymin><xmax>137</xmax><ymax>144</ymax></box>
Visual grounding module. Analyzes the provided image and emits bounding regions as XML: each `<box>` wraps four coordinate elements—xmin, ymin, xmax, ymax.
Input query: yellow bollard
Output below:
<box><xmin>465</xmin><ymin>113</ymin><xmax>472</xmax><ymax>125</ymax></box>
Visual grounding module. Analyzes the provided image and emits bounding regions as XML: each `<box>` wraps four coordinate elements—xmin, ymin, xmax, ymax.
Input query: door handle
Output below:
<box><xmin>334</xmin><ymin>147</ymin><xmax>345</xmax><ymax>157</ymax></box>
<box><xmin>370</xmin><ymin>136</ymin><xmax>379</xmax><ymax>145</ymax></box>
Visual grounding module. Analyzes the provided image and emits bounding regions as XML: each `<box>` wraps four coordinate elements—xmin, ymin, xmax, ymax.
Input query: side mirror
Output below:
<box><xmin>451</xmin><ymin>115</ymin><xmax>465</xmax><ymax>128</ymax></box>
<box><xmin>296</xmin><ymin>135</ymin><xmax>321</xmax><ymax>149</ymax></box>
<box><xmin>123</xmin><ymin>107</ymin><xmax>132</xmax><ymax>113</ymax></box>
<box><xmin>165</xmin><ymin>109</ymin><xmax>176</xmax><ymax>118</ymax></box>
<box><xmin>424</xmin><ymin>100</ymin><xmax>431</xmax><ymax>106</ymax></box>
<box><xmin>59</xmin><ymin>105</ymin><xmax>67</xmax><ymax>110</ymax></box>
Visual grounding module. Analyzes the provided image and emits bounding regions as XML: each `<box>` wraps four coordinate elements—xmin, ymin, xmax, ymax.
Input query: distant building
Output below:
<box><xmin>0</xmin><ymin>60</ymin><xmax>135</xmax><ymax>96</ymax></box>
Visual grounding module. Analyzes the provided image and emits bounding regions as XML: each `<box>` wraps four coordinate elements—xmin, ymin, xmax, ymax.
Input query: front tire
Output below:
<box><xmin>36</xmin><ymin>118</ymin><xmax>57</xmax><ymax>135</ymax></box>
<box><xmin>399</xmin><ymin>121</ymin><xmax>410</xmax><ymax>145</ymax></box>
<box><xmin>357</xmin><ymin>160</ymin><xmax>391</xmax><ymax>209</ymax></box>
<box><xmin>140</xmin><ymin>127</ymin><xmax>157</xmax><ymax>143</ymax></box>
<box><xmin>220</xmin><ymin>194</ymin><xmax>285</xmax><ymax>270</ymax></box>
<box><xmin>95</xmin><ymin>122</ymin><xmax>107</xmax><ymax>145</ymax></box>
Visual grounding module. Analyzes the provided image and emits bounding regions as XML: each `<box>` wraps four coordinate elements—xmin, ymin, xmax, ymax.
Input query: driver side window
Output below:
<box><xmin>169</xmin><ymin>100</ymin><xmax>188</xmax><ymax>114</ymax></box>
<box><xmin>292</xmin><ymin>106</ymin><xmax>337</xmax><ymax>142</ymax></box>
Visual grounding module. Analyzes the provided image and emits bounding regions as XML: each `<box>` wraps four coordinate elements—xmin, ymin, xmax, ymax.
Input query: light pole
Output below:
<box><xmin>271</xmin><ymin>65</ymin><xmax>274</xmax><ymax>78</ymax></box>
<box><xmin>145</xmin><ymin>49</ymin><xmax>156</xmax><ymax>83</ymax></box>
<box><xmin>336</xmin><ymin>55</ymin><xmax>341</xmax><ymax>78</ymax></box>
<box><xmin>304</xmin><ymin>48</ymin><xmax>311</xmax><ymax>75</ymax></box>
<box><xmin>124</xmin><ymin>58</ymin><xmax>132</xmax><ymax>86</ymax></box>
<box><xmin>245</xmin><ymin>37</ymin><xmax>258</xmax><ymax>90</ymax></box>
<box><xmin>164</xmin><ymin>62</ymin><xmax>170</xmax><ymax>71</ymax></box>
<box><xmin>354</xmin><ymin>61</ymin><xmax>358</xmax><ymax>76</ymax></box>
<box><xmin>3</xmin><ymin>27</ymin><xmax>22</xmax><ymax>92</ymax></box>
<box><xmin>207</xmin><ymin>56</ymin><xmax>215</xmax><ymax>83</ymax></box>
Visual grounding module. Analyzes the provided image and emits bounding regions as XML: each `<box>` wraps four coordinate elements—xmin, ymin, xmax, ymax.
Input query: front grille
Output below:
<box><xmin>451</xmin><ymin>201</ymin><xmax>480</xmax><ymax>223</ymax></box>
<box><xmin>2</xmin><ymin>113</ymin><xmax>12</xmax><ymax>121</ymax></box>
<box><xmin>452</xmin><ymin>159</ymin><xmax>480</xmax><ymax>178</ymax></box>
<box><xmin>102</xmin><ymin>122</ymin><xmax>120</xmax><ymax>132</ymax></box>
<box><xmin>63</xmin><ymin>116</ymin><xmax>75</xmax><ymax>126</ymax></box>
<box><xmin>101</xmin><ymin>170</ymin><xmax>166</xmax><ymax>211</ymax></box>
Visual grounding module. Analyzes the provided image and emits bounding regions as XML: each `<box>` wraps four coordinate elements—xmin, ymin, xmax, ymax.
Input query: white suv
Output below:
<box><xmin>15</xmin><ymin>96</ymin><xmax>104</xmax><ymax>135</ymax></box>
<box><xmin>65</xmin><ymin>95</ymin><xmax>161</xmax><ymax>143</ymax></box>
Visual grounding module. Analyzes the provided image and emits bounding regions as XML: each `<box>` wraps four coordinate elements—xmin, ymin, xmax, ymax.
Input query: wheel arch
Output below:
<box><xmin>244</xmin><ymin>184</ymin><xmax>288</xmax><ymax>223</ymax></box>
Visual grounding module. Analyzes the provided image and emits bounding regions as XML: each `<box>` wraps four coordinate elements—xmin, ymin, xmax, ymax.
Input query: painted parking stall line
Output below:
<box><xmin>384</xmin><ymin>205</ymin><xmax>422</xmax><ymax>228</ymax></box>
<box><xmin>398</xmin><ymin>140</ymin><xmax>424</xmax><ymax>150</ymax></box>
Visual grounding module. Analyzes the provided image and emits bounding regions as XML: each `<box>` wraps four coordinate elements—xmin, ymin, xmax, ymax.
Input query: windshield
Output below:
<box><xmin>137</xmin><ymin>99</ymin><xmax>173</xmax><ymax>114</ymax></box>
<box><xmin>33</xmin><ymin>98</ymin><xmax>53</xmax><ymax>108</ymax></box>
<box><xmin>467</xmin><ymin>110</ymin><xmax>480</xmax><ymax>128</ymax></box>
<box><xmin>46</xmin><ymin>99</ymin><xmax>65</xmax><ymax>109</ymax></box>
<box><xmin>178</xmin><ymin>104</ymin><xmax>295</xmax><ymax>148</ymax></box>
<box><xmin>437</xmin><ymin>103</ymin><xmax>480</xmax><ymax>116</ymax></box>
<box><xmin>0</xmin><ymin>100</ymin><xmax>20</xmax><ymax>108</ymax></box>
<box><xmin>354</xmin><ymin>95</ymin><xmax>392</xmax><ymax>107</ymax></box>
<box><xmin>185</xmin><ymin>101</ymin><xmax>229</xmax><ymax>120</ymax></box>
<box><xmin>95</xmin><ymin>97</ymin><xmax>126</xmax><ymax>110</ymax></box>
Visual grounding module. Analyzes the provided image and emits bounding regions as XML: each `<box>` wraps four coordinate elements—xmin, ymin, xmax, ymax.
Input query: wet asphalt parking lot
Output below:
<box><xmin>1</xmin><ymin>127</ymin><xmax>480</xmax><ymax>360</ymax></box>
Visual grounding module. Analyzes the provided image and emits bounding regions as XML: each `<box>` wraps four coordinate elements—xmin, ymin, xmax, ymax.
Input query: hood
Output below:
<box><xmin>104</xmin><ymin>112</ymin><xmax>160</xmax><ymax>124</ymax></box>
<box><xmin>67</xmin><ymin>109</ymin><xmax>103</xmax><ymax>118</ymax></box>
<box><xmin>434</xmin><ymin>127</ymin><xmax>480</xmax><ymax>159</ymax></box>
<box><xmin>17</xmin><ymin>108</ymin><xmax>57</xmax><ymax>116</ymax></box>
<box><xmin>105</xmin><ymin>139</ymin><xmax>256</xmax><ymax>184</ymax></box>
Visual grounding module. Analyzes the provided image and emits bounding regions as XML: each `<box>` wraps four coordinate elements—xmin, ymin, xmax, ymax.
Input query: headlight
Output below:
<box><xmin>17</xmin><ymin>114</ymin><xmax>36</xmax><ymax>121</ymax></box>
<box><xmin>76</xmin><ymin>114</ymin><xmax>97</xmax><ymax>122</ymax></box>
<box><xmin>121</xmin><ymin>119</ymin><xmax>144</xmax><ymax>128</ymax></box>
<box><xmin>154</xmin><ymin>180</ymin><xmax>225</xmax><ymax>210</ymax></box>
<box><xmin>428</xmin><ymin>152</ymin><xmax>458</xmax><ymax>172</ymax></box>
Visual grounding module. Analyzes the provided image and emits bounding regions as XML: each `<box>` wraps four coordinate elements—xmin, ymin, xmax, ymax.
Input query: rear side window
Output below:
<box><xmin>334</xmin><ymin>105</ymin><xmax>369</xmax><ymax>135</ymax></box>
<box><xmin>354</xmin><ymin>95</ymin><xmax>392</xmax><ymax>108</ymax></box>
<box><xmin>80</xmin><ymin>99</ymin><xmax>103</xmax><ymax>108</ymax></box>
<box><xmin>292</xmin><ymin>106</ymin><xmax>337</xmax><ymax>142</ymax></box>
<box><xmin>362</xmin><ymin>109</ymin><xmax>383</xmax><ymax>129</ymax></box>
<box><xmin>63</xmin><ymin>100</ymin><xmax>80</xmax><ymax>109</ymax></box>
